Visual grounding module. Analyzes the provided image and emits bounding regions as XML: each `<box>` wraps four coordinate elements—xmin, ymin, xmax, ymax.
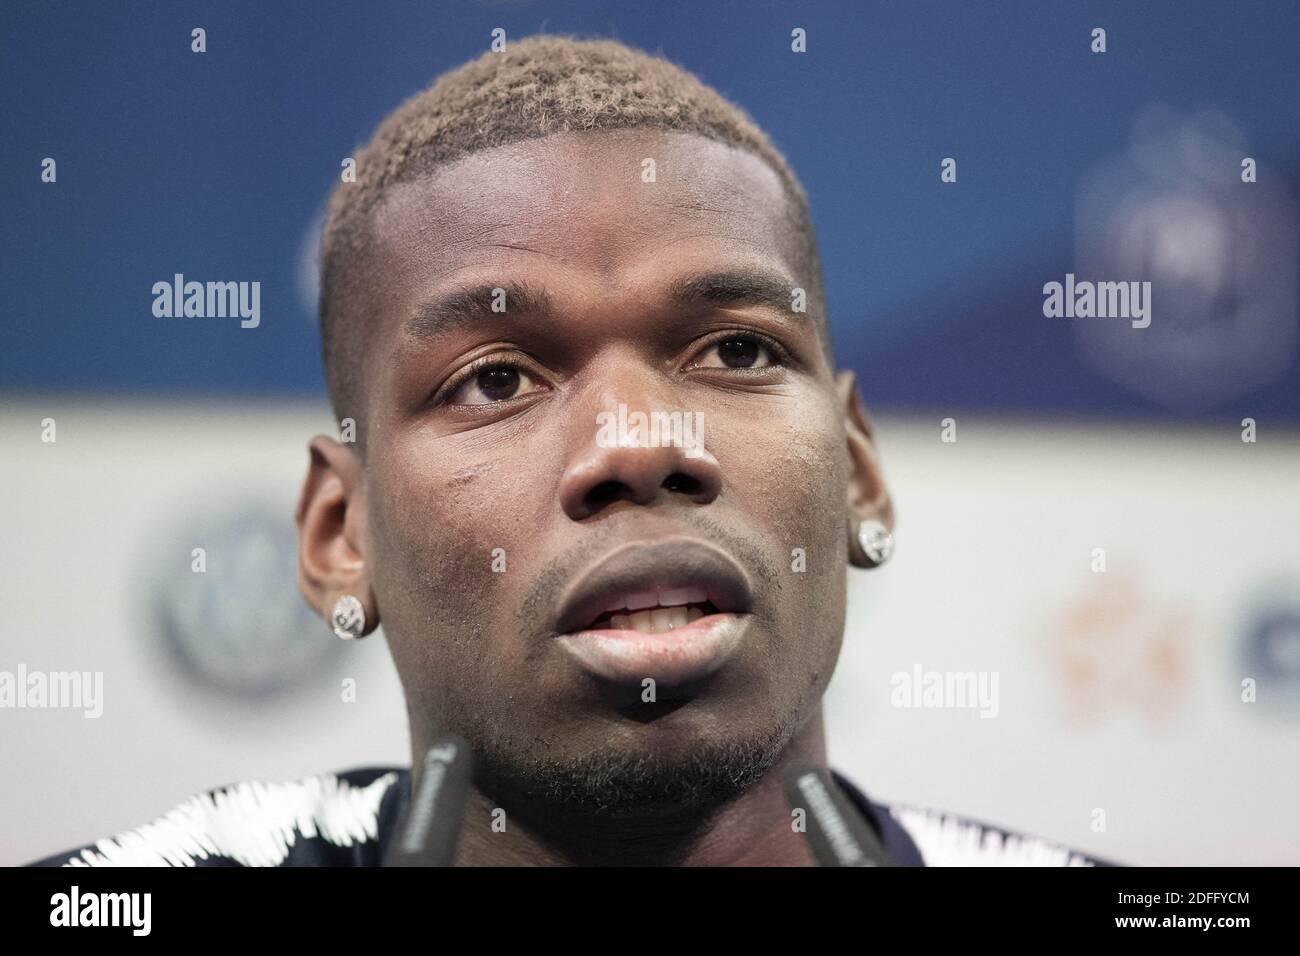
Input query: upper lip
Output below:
<box><xmin>555</xmin><ymin>538</ymin><xmax>754</xmax><ymax>635</ymax></box>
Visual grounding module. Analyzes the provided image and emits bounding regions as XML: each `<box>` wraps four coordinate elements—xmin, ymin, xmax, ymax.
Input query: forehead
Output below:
<box><xmin>363</xmin><ymin>129</ymin><xmax>803</xmax><ymax>317</ymax></box>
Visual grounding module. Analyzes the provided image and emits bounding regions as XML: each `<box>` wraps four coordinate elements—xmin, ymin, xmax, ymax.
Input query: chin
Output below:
<box><xmin>472</xmin><ymin>716</ymin><xmax>796</xmax><ymax>818</ymax></box>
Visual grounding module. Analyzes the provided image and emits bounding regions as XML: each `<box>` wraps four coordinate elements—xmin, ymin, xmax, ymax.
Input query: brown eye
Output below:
<box><xmin>478</xmin><ymin>366</ymin><xmax>519</xmax><ymax>400</ymax></box>
<box><xmin>718</xmin><ymin>338</ymin><xmax>760</xmax><ymax>368</ymax></box>
<box><xmin>694</xmin><ymin>335</ymin><xmax>777</xmax><ymax>370</ymax></box>
<box><xmin>448</xmin><ymin>363</ymin><xmax>541</xmax><ymax>405</ymax></box>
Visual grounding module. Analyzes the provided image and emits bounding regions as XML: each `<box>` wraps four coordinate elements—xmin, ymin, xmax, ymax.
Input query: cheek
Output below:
<box><xmin>714</xmin><ymin>395</ymin><xmax>848</xmax><ymax>553</ymax></box>
<box><xmin>707</xmin><ymin>395</ymin><xmax>849</xmax><ymax>679</ymax></box>
<box><xmin>371</xmin><ymin>432</ymin><xmax>525</xmax><ymax>552</ymax></box>
<box><xmin>364</xmin><ymin>449</ymin><xmax>528</xmax><ymax>658</ymax></box>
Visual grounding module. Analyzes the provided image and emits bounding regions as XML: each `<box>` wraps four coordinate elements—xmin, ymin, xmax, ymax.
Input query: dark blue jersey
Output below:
<box><xmin>29</xmin><ymin>765</ymin><xmax>1113</xmax><ymax>867</ymax></box>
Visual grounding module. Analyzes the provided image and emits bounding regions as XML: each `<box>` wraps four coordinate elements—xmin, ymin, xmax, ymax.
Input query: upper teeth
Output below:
<box><xmin>610</xmin><ymin>606</ymin><xmax>706</xmax><ymax>634</ymax></box>
<box><xmin>603</xmin><ymin>587</ymin><xmax>708</xmax><ymax>613</ymax></box>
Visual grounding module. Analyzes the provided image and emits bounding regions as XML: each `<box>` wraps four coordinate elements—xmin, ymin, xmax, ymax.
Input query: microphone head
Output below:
<box><xmin>383</xmin><ymin>735</ymin><xmax>474</xmax><ymax>867</ymax></box>
<box><xmin>783</xmin><ymin>764</ymin><xmax>895</xmax><ymax>867</ymax></box>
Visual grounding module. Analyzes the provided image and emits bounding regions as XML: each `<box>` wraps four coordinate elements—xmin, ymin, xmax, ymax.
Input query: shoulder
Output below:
<box><xmin>883</xmin><ymin>802</ymin><xmax>1117</xmax><ymax>866</ymax></box>
<box><xmin>27</xmin><ymin>766</ymin><xmax>408</xmax><ymax>867</ymax></box>
<box><xmin>831</xmin><ymin>771</ymin><xmax>1116</xmax><ymax>867</ymax></box>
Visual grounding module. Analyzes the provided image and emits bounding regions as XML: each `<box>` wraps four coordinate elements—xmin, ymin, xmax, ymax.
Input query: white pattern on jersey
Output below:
<box><xmin>889</xmin><ymin>804</ymin><xmax>1096</xmax><ymax>866</ymax></box>
<box><xmin>62</xmin><ymin>771</ymin><xmax>398</xmax><ymax>867</ymax></box>
<box><xmin>49</xmin><ymin>769</ymin><xmax>1099</xmax><ymax>866</ymax></box>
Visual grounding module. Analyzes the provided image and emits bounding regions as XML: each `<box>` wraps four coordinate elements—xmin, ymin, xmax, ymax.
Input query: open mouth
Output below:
<box><xmin>552</xmin><ymin>539</ymin><xmax>755</xmax><ymax>685</ymax></box>
<box><xmin>578</xmin><ymin>587</ymin><xmax>722</xmax><ymax>635</ymax></box>
<box><xmin>554</xmin><ymin>539</ymin><xmax>754</xmax><ymax>636</ymax></box>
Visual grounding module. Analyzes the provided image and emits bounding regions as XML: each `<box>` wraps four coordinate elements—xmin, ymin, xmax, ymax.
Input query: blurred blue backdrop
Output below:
<box><xmin>3</xmin><ymin>0</ymin><xmax>1298</xmax><ymax>419</ymax></box>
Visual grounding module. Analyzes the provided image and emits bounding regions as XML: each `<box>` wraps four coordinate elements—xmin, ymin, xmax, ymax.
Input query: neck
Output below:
<box><xmin>415</xmin><ymin>710</ymin><xmax>828</xmax><ymax>867</ymax></box>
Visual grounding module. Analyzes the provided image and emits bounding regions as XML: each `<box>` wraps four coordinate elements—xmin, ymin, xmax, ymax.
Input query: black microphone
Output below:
<box><xmin>383</xmin><ymin>735</ymin><xmax>474</xmax><ymax>867</ymax></box>
<box><xmin>783</xmin><ymin>763</ymin><xmax>895</xmax><ymax>867</ymax></box>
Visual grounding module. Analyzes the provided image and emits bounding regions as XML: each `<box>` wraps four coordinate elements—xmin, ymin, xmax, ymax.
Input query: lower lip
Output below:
<box><xmin>555</xmin><ymin>613</ymin><xmax>749</xmax><ymax>686</ymax></box>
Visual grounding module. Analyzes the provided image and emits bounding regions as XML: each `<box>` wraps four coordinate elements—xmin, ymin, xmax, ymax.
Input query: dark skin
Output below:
<box><xmin>296</xmin><ymin>129</ymin><xmax>893</xmax><ymax>865</ymax></box>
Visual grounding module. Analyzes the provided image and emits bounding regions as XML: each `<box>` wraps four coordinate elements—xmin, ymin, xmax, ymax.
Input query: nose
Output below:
<box><xmin>559</xmin><ymin>390</ymin><xmax>722</xmax><ymax>521</ymax></box>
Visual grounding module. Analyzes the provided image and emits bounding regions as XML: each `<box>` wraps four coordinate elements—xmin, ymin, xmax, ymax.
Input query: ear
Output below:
<box><xmin>295</xmin><ymin>435</ymin><xmax>378</xmax><ymax>635</ymax></box>
<box><xmin>835</xmin><ymin>369</ymin><xmax>894</xmax><ymax>531</ymax></box>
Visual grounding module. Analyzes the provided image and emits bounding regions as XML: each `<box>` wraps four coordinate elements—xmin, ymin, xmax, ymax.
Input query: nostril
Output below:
<box><xmin>662</xmin><ymin>472</ymin><xmax>700</xmax><ymax>494</ymax></box>
<box><xmin>585</xmin><ymin>480</ymin><xmax>626</xmax><ymax>510</ymax></box>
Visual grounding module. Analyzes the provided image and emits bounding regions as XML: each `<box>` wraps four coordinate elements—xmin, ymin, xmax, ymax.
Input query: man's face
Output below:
<box><xmin>346</xmin><ymin>130</ymin><xmax>856</xmax><ymax>812</ymax></box>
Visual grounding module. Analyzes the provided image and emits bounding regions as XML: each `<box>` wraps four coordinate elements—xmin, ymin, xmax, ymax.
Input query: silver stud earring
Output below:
<box><xmin>856</xmin><ymin>520</ymin><xmax>895</xmax><ymax>568</ymax></box>
<box><xmin>330</xmin><ymin>595</ymin><xmax>367</xmax><ymax>640</ymax></box>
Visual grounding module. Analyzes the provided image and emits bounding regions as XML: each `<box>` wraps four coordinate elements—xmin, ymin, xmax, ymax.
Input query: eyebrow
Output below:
<box><xmin>666</xmin><ymin>268</ymin><xmax>801</xmax><ymax>319</ymax></box>
<box><xmin>403</xmin><ymin>268</ymin><xmax>802</xmax><ymax>342</ymax></box>
<box><xmin>406</xmin><ymin>280</ymin><xmax>553</xmax><ymax>340</ymax></box>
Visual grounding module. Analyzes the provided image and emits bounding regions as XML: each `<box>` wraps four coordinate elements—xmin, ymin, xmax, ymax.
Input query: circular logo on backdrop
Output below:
<box><xmin>1239</xmin><ymin>584</ymin><xmax>1300</xmax><ymax>717</ymax></box>
<box><xmin>1073</xmin><ymin>105</ymin><xmax>1298</xmax><ymax>410</ymax></box>
<box><xmin>152</xmin><ymin>499</ymin><xmax>344</xmax><ymax>699</ymax></box>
